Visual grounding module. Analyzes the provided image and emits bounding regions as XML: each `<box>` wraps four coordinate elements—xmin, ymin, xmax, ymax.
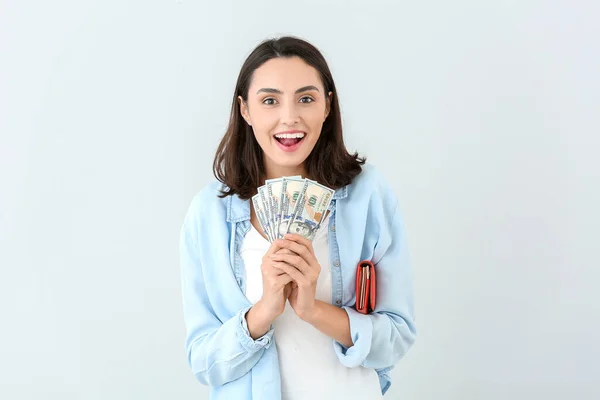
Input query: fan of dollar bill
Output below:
<box><xmin>252</xmin><ymin>177</ymin><xmax>335</xmax><ymax>242</ymax></box>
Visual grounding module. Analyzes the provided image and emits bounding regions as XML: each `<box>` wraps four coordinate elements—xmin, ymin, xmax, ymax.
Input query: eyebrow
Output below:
<box><xmin>256</xmin><ymin>85</ymin><xmax>320</xmax><ymax>95</ymax></box>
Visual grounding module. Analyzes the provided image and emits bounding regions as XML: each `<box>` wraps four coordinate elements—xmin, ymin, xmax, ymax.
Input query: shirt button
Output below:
<box><xmin>333</xmin><ymin>260</ymin><xmax>340</xmax><ymax>267</ymax></box>
<box><xmin>336</xmin><ymin>300</ymin><xmax>341</xmax><ymax>305</ymax></box>
<box><xmin>331</xmin><ymin>225</ymin><xmax>336</xmax><ymax>231</ymax></box>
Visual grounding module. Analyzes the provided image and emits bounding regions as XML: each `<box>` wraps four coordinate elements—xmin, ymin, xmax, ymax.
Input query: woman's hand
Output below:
<box><xmin>256</xmin><ymin>241</ymin><xmax>294</xmax><ymax>321</ymax></box>
<box><xmin>246</xmin><ymin>240</ymin><xmax>295</xmax><ymax>340</ymax></box>
<box><xmin>269</xmin><ymin>233</ymin><xmax>321</xmax><ymax>320</ymax></box>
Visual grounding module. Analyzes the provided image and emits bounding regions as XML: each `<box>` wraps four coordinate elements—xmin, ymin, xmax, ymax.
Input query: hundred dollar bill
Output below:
<box><xmin>252</xmin><ymin>192</ymin><xmax>273</xmax><ymax>242</ymax></box>
<box><xmin>267</xmin><ymin>176</ymin><xmax>302</xmax><ymax>240</ymax></box>
<box><xmin>265</xmin><ymin>178</ymin><xmax>283</xmax><ymax>242</ymax></box>
<box><xmin>278</xmin><ymin>176</ymin><xmax>306</xmax><ymax>239</ymax></box>
<box><xmin>258</xmin><ymin>185</ymin><xmax>275</xmax><ymax>242</ymax></box>
<box><xmin>287</xmin><ymin>180</ymin><xmax>334</xmax><ymax>241</ymax></box>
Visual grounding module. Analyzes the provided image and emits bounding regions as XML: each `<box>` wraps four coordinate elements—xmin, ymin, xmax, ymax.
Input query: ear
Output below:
<box><xmin>324</xmin><ymin>91</ymin><xmax>333</xmax><ymax>120</ymax></box>
<box><xmin>238</xmin><ymin>96</ymin><xmax>252</xmax><ymax>126</ymax></box>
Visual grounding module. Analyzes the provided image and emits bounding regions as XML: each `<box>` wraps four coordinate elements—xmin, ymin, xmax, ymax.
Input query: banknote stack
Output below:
<box><xmin>252</xmin><ymin>177</ymin><xmax>335</xmax><ymax>242</ymax></box>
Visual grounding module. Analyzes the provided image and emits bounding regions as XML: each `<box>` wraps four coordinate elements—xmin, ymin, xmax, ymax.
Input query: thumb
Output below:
<box><xmin>284</xmin><ymin>282</ymin><xmax>293</xmax><ymax>298</ymax></box>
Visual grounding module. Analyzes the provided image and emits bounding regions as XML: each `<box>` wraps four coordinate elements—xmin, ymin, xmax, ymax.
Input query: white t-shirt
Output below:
<box><xmin>240</xmin><ymin>213</ymin><xmax>383</xmax><ymax>400</ymax></box>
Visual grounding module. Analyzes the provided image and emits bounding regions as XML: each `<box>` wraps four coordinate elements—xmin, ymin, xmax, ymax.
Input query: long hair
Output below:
<box><xmin>213</xmin><ymin>36</ymin><xmax>365</xmax><ymax>199</ymax></box>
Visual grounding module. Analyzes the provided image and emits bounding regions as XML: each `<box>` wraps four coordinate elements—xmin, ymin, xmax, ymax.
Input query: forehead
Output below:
<box><xmin>249</xmin><ymin>56</ymin><xmax>324</xmax><ymax>93</ymax></box>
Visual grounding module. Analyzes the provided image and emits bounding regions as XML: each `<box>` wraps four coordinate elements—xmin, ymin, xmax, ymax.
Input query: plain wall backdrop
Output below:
<box><xmin>1</xmin><ymin>1</ymin><xmax>598</xmax><ymax>399</ymax></box>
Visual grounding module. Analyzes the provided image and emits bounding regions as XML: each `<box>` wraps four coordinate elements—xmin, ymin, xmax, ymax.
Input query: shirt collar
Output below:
<box><xmin>226</xmin><ymin>184</ymin><xmax>348</xmax><ymax>223</ymax></box>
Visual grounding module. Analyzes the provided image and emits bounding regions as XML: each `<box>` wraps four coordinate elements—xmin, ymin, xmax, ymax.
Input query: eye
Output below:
<box><xmin>299</xmin><ymin>96</ymin><xmax>314</xmax><ymax>104</ymax></box>
<box><xmin>262</xmin><ymin>97</ymin><xmax>277</xmax><ymax>105</ymax></box>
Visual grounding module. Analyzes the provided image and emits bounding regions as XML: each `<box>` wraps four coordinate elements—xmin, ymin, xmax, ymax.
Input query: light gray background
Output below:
<box><xmin>1</xmin><ymin>1</ymin><xmax>598</xmax><ymax>399</ymax></box>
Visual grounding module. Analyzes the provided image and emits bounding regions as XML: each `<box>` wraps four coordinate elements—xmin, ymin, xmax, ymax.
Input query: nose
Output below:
<box><xmin>280</xmin><ymin>101</ymin><xmax>299</xmax><ymax>125</ymax></box>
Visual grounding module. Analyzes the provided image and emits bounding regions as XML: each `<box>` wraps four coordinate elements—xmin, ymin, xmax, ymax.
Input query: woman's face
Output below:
<box><xmin>239</xmin><ymin>56</ymin><xmax>332</xmax><ymax>176</ymax></box>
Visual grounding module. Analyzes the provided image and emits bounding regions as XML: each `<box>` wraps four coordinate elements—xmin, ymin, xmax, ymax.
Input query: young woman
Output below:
<box><xmin>180</xmin><ymin>36</ymin><xmax>416</xmax><ymax>400</ymax></box>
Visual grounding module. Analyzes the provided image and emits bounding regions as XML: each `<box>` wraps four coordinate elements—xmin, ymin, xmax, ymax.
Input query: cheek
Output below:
<box><xmin>305</xmin><ymin>114</ymin><xmax>326</xmax><ymax>142</ymax></box>
<box><xmin>304</xmin><ymin>108</ymin><xmax>326</xmax><ymax>128</ymax></box>
<box><xmin>250</xmin><ymin>119</ymin><xmax>275</xmax><ymax>145</ymax></box>
<box><xmin>251</xmin><ymin>110</ymin><xmax>278</xmax><ymax>134</ymax></box>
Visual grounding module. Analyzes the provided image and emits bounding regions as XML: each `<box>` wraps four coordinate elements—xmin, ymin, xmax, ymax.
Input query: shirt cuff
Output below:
<box><xmin>377</xmin><ymin>366</ymin><xmax>393</xmax><ymax>395</ymax></box>
<box><xmin>237</xmin><ymin>305</ymin><xmax>275</xmax><ymax>351</ymax></box>
<box><xmin>332</xmin><ymin>306</ymin><xmax>373</xmax><ymax>367</ymax></box>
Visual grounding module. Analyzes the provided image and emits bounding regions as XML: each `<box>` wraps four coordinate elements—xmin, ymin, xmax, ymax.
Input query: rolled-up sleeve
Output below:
<box><xmin>180</xmin><ymin>203</ymin><xmax>274</xmax><ymax>387</ymax></box>
<box><xmin>333</xmin><ymin>200</ymin><xmax>417</xmax><ymax>369</ymax></box>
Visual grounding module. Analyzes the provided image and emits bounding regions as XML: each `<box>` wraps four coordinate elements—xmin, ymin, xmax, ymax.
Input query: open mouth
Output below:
<box><xmin>274</xmin><ymin>132</ymin><xmax>306</xmax><ymax>149</ymax></box>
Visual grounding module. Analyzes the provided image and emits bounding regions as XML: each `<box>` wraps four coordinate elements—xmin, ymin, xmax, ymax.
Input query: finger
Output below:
<box><xmin>283</xmin><ymin>233</ymin><xmax>315</xmax><ymax>254</ymax></box>
<box><xmin>274</xmin><ymin>239</ymin><xmax>314</xmax><ymax>266</ymax></box>
<box><xmin>263</xmin><ymin>262</ymin><xmax>289</xmax><ymax>277</ymax></box>
<box><xmin>275</xmin><ymin>248</ymin><xmax>294</xmax><ymax>255</ymax></box>
<box><xmin>275</xmin><ymin>273</ymin><xmax>294</xmax><ymax>287</ymax></box>
<box><xmin>266</xmin><ymin>240</ymin><xmax>285</xmax><ymax>256</ymax></box>
<box><xmin>272</xmin><ymin>262</ymin><xmax>307</xmax><ymax>286</ymax></box>
<box><xmin>269</xmin><ymin>253</ymin><xmax>310</xmax><ymax>274</ymax></box>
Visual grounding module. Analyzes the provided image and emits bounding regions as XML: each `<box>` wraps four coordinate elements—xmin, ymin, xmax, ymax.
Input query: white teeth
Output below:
<box><xmin>275</xmin><ymin>132</ymin><xmax>305</xmax><ymax>139</ymax></box>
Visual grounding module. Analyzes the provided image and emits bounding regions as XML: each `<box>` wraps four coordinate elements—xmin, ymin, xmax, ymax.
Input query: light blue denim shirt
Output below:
<box><xmin>179</xmin><ymin>163</ymin><xmax>416</xmax><ymax>400</ymax></box>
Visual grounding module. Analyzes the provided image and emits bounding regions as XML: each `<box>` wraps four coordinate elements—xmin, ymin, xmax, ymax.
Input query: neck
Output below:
<box><xmin>263</xmin><ymin>162</ymin><xmax>308</xmax><ymax>181</ymax></box>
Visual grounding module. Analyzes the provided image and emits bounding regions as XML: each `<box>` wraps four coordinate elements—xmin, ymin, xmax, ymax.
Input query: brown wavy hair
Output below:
<box><xmin>213</xmin><ymin>36</ymin><xmax>365</xmax><ymax>200</ymax></box>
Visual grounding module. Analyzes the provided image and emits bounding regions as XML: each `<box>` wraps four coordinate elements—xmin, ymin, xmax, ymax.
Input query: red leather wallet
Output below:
<box><xmin>355</xmin><ymin>260</ymin><xmax>376</xmax><ymax>314</ymax></box>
